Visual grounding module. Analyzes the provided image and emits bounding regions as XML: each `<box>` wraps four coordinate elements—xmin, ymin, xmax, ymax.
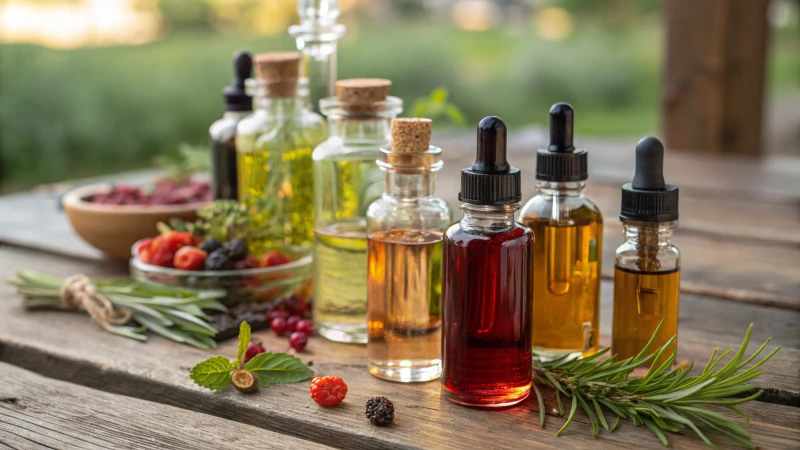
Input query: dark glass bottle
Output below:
<box><xmin>441</xmin><ymin>116</ymin><xmax>534</xmax><ymax>408</ymax></box>
<box><xmin>209</xmin><ymin>51</ymin><xmax>252</xmax><ymax>200</ymax></box>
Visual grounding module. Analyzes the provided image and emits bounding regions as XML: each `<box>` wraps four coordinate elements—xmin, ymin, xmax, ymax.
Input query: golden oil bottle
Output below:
<box><xmin>366</xmin><ymin>118</ymin><xmax>451</xmax><ymax>382</ymax></box>
<box><xmin>520</xmin><ymin>104</ymin><xmax>602</xmax><ymax>359</ymax></box>
<box><xmin>312</xmin><ymin>79</ymin><xmax>402</xmax><ymax>344</ymax></box>
<box><xmin>612</xmin><ymin>136</ymin><xmax>680</xmax><ymax>367</ymax></box>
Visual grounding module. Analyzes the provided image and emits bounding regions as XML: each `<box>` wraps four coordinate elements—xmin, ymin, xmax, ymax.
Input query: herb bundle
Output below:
<box><xmin>10</xmin><ymin>271</ymin><xmax>225</xmax><ymax>349</ymax></box>
<box><xmin>532</xmin><ymin>322</ymin><xmax>780</xmax><ymax>449</ymax></box>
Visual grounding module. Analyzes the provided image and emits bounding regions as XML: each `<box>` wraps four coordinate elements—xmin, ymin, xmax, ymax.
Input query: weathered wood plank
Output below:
<box><xmin>0</xmin><ymin>246</ymin><xmax>797</xmax><ymax>449</ymax></box>
<box><xmin>0</xmin><ymin>362</ymin><xmax>329</xmax><ymax>449</ymax></box>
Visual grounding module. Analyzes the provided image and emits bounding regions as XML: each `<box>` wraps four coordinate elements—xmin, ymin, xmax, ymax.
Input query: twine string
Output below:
<box><xmin>60</xmin><ymin>274</ymin><xmax>132</xmax><ymax>326</ymax></box>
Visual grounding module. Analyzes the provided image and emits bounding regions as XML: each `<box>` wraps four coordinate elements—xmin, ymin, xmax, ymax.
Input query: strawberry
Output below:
<box><xmin>173</xmin><ymin>246</ymin><xmax>207</xmax><ymax>271</ymax></box>
<box><xmin>261</xmin><ymin>251</ymin><xmax>291</xmax><ymax>268</ymax></box>
<box><xmin>135</xmin><ymin>238</ymin><xmax>154</xmax><ymax>264</ymax></box>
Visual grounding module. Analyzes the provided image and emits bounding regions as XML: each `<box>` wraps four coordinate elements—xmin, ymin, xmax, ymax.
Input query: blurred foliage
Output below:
<box><xmin>411</xmin><ymin>88</ymin><xmax>466</xmax><ymax>126</ymax></box>
<box><xmin>153</xmin><ymin>142</ymin><xmax>211</xmax><ymax>180</ymax></box>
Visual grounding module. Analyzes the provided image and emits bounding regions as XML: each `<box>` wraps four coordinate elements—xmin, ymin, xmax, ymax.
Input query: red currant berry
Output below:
<box><xmin>266</xmin><ymin>309</ymin><xmax>289</xmax><ymax>323</ymax></box>
<box><xmin>295</xmin><ymin>319</ymin><xmax>314</xmax><ymax>336</ymax></box>
<box><xmin>243</xmin><ymin>341</ymin><xmax>266</xmax><ymax>363</ymax></box>
<box><xmin>289</xmin><ymin>331</ymin><xmax>308</xmax><ymax>352</ymax></box>
<box><xmin>310</xmin><ymin>376</ymin><xmax>347</xmax><ymax>407</ymax></box>
<box><xmin>287</xmin><ymin>315</ymin><xmax>301</xmax><ymax>332</ymax></box>
<box><xmin>271</xmin><ymin>317</ymin><xmax>290</xmax><ymax>336</ymax></box>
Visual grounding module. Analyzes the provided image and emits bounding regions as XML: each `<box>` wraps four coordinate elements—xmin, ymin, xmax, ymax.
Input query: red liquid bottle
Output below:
<box><xmin>441</xmin><ymin>116</ymin><xmax>534</xmax><ymax>407</ymax></box>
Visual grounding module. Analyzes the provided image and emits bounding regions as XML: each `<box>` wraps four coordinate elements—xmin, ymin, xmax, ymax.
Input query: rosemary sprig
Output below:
<box><xmin>9</xmin><ymin>271</ymin><xmax>226</xmax><ymax>349</ymax></box>
<box><xmin>532</xmin><ymin>321</ymin><xmax>780</xmax><ymax>449</ymax></box>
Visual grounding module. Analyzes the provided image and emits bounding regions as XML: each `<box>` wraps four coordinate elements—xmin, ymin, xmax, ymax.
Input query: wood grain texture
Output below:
<box><xmin>0</xmin><ymin>362</ymin><xmax>329</xmax><ymax>449</ymax></box>
<box><xmin>0</xmin><ymin>246</ymin><xmax>797</xmax><ymax>449</ymax></box>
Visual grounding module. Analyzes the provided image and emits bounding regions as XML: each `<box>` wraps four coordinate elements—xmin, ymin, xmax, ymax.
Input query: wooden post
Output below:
<box><xmin>663</xmin><ymin>0</ymin><xmax>770</xmax><ymax>156</ymax></box>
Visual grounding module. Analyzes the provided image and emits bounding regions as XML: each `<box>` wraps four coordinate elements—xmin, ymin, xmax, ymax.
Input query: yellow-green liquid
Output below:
<box><xmin>522</xmin><ymin>206</ymin><xmax>602</xmax><ymax>357</ymax></box>
<box><xmin>313</xmin><ymin>221</ymin><xmax>369</xmax><ymax>343</ymax></box>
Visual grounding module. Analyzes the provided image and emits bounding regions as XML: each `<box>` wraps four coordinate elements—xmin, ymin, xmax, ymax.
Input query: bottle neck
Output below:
<box><xmin>536</xmin><ymin>181</ymin><xmax>586</xmax><ymax>197</ymax></box>
<box><xmin>383</xmin><ymin>171</ymin><xmax>435</xmax><ymax>199</ymax></box>
<box><xmin>327</xmin><ymin>116</ymin><xmax>393</xmax><ymax>145</ymax></box>
<box><xmin>460</xmin><ymin>203</ymin><xmax>520</xmax><ymax>232</ymax></box>
<box><xmin>621</xmin><ymin>220</ymin><xmax>676</xmax><ymax>248</ymax></box>
<box><xmin>254</xmin><ymin>97</ymin><xmax>301</xmax><ymax>117</ymax></box>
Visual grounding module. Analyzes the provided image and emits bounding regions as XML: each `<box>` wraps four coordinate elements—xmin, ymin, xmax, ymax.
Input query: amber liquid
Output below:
<box><xmin>523</xmin><ymin>210</ymin><xmax>602</xmax><ymax>357</ymax></box>
<box><xmin>367</xmin><ymin>230</ymin><xmax>443</xmax><ymax>382</ymax></box>
<box><xmin>441</xmin><ymin>224</ymin><xmax>533</xmax><ymax>407</ymax></box>
<box><xmin>612</xmin><ymin>266</ymin><xmax>680</xmax><ymax>367</ymax></box>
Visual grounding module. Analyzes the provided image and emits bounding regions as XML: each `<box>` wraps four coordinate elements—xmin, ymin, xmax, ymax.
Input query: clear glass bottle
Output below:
<box><xmin>366</xmin><ymin>118</ymin><xmax>452</xmax><ymax>382</ymax></box>
<box><xmin>612</xmin><ymin>137</ymin><xmax>680</xmax><ymax>368</ymax></box>
<box><xmin>313</xmin><ymin>79</ymin><xmax>402</xmax><ymax>344</ymax></box>
<box><xmin>520</xmin><ymin>104</ymin><xmax>602</xmax><ymax>359</ymax></box>
<box><xmin>210</xmin><ymin>51</ymin><xmax>252</xmax><ymax>201</ymax></box>
<box><xmin>236</xmin><ymin>52</ymin><xmax>326</xmax><ymax>254</ymax></box>
<box><xmin>441</xmin><ymin>117</ymin><xmax>534</xmax><ymax>407</ymax></box>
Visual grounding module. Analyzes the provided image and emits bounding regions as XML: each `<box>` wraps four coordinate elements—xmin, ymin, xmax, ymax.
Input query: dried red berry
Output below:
<box><xmin>287</xmin><ymin>315</ymin><xmax>302</xmax><ymax>332</ymax></box>
<box><xmin>173</xmin><ymin>246</ymin><xmax>207</xmax><ymax>271</ymax></box>
<box><xmin>310</xmin><ymin>376</ymin><xmax>347</xmax><ymax>407</ymax></box>
<box><xmin>271</xmin><ymin>317</ymin><xmax>290</xmax><ymax>336</ymax></box>
<box><xmin>289</xmin><ymin>331</ymin><xmax>308</xmax><ymax>352</ymax></box>
<box><xmin>295</xmin><ymin>319</ymin><xmax>314</xmax><ymax>336</ymax></box>
<box><xmin>243</xmin><ymin>341</ymin><xmax>266</xmax><ymax>364</ymax></box>
<box><xmin>266</xmin><ymin>309</ymin><xmax>289</xmax><ymax>322</ymax></box>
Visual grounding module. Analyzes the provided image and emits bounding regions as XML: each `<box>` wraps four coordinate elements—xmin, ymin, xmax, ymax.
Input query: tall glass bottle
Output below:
<box><xmin>209</xmin><ymin>51</ymin><xmax>252</xmax><ymax>201</ymax></box>
<box><xmin>366</xmin><ymin>118</ymin><xmax>452</xmax><ymax>382</ymax></box>
<box><xmin>520</xmin><ymin>103</ymin><xmax>602</xmax><ymax>359</ymax></box>
<box><xmin>612</xmin><ymin>137</ymin><xmax>680</xmax><ymax>368</ymax></box>
<box><xmin>313</xmin><ymin>79</ymin><xmax>402</xmax><ymax>344</ymax></box>
<box><xmin>236</xmin><ymin>52</ymin><xmax>326</xmax><ymax>254</ymax></box>
<box><xmin>441</xmin><ymin>117</ymin><xmax>533</xmax><ymax>407</ymax></box>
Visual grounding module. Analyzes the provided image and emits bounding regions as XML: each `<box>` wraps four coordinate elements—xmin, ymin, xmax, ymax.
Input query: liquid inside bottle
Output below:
<box><xmin>367</xmin><ymin>230</ymin><xmax>443</xmax><ymax>382</ymax></box>
<box><xmin>522</xmin><ymin>205</ymin><xmax>601</xmax><ymax>358</ymax></box>
<box><xmin>612</xmin><ymin>266</ymin><xmax>680</xmax><ymax>367</ymax></box>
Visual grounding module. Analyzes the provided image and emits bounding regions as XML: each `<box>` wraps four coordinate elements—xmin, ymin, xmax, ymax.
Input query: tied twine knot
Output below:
<box><xmin>60</xmin><ymin>274</ymin><xmax>132</xmax><ymax>326</ymax></box>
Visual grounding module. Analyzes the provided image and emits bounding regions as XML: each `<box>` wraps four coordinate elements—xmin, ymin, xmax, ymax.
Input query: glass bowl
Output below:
<box><xmin>129</xmin><ymin>241</ymin><xmax>312</xmax><ymax>308</ymax></box>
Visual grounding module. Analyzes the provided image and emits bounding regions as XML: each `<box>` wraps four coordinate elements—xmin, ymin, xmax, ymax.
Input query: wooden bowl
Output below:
<box><xmin>62</xmin><ymin>183</ymin><xmax>208</xmax><ymax>259</ymax></box>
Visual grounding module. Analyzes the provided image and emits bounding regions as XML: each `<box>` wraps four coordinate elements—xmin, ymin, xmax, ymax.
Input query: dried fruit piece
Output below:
<box><xmin>205</xmin><ymin>248</ymin><xmax>233</xmax><ymax>271</ymax></box>
<box><xmin>310</xmin><ymin>376</ymin><xmax>347</xmax><ymax>407</ymax></box>
<box><xmin>287</xmin><ymin>316</ymin><xmax>301</xmax><ymax>332</ymax></box>
<box><xmin>200</xmin><ymin>238</ymin><xmax>222</xmax><ymax>253</ymax></box>
<box><xmin>290</xmin><ymin>331</ymin><xmax>308</xmax><ymax>352</ymax></box>
<box><xmin>224</xmin><ymin>238</ymin><xmax>249</xmax><ymax>262</ymax></box>
<box><xmin>271</xmin><ymin>317</ymin><xmax>290</xmax><ymax>336</ymax></box>
<box><xmin>173</xmin><ymin>246</ymin><xmax>207</xmax><ymax>271</ymax></box>
<box><xmin>231</xmin><ymin>369</ymin><xmax>258</xmax><ymax>393</ymax></box>
<box><xmin>261</xmin><ymin>251</ymin><xmax>291</xmax><ymax>268</ymax></box>
<box><xmin>136</xmin><ymin>238</ymin><xmax>154</xmax><ymax>263</ymax></box>
<box><xmin>365</xmin><ymin>397</ymin><xmax>394</xmax><ymax>426</ymax></box>
<box><xmin>295</xmin><ymin>319</ymin><xmax>314</xmax><ymax>336</ymax></box>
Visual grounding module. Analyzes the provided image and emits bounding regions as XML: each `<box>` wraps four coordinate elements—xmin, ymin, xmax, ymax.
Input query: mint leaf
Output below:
<box><xmin>236</xmin><ymin>321</ymin><xmax>251</xmax><ymax>365</ymax></box>
<box><xmin>190</xmin><ymin>356</ymin><xmax>234</xmax><ymax>390</ymax></box>
<box><xmin>244</xmin><ymin>352</ymin><xmax>314</xmax><ymax>385</ymax></box>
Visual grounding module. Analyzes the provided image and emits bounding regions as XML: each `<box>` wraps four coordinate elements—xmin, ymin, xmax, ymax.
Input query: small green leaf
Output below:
<box><xmin>237</xmin><ymin>321</ymin><xmax>251</xmax><ymax>365</ymax></box>
<box><xmin>244</xmin><ymin>352</ymin><xmax>314</xmax><ymax>385</ymax></box>
<box><xmin>190</xmin><ymin>356</ymin><xmax>234</xmax><ymax>390</ymax></box>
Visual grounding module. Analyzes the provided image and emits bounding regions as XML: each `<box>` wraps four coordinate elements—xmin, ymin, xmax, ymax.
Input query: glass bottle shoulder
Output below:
<box><xmin>312</xmin><ymin>137</ymin><xmax>386</xmax><ymax>162</ymax></box>
<box><xmin>210</xmin><ymin>116</ymin><xmax>240</xmax><ymax>142</ymax></box>
<box><xmin>519</xmin><ymin>192</ymin><xmax>603</xmax><ymax>227</ymax></box>
<box><xmin>367</xmin><ymin>196</ymin><xmax>452</xmax><ymax>233</ymax></box>
<box><xmin>445</xmin><ymin>220</ymin><xmax>532</xmax><ymax>248</ymax></box>
<box><xmin>615</xmin><ymin>239</ymin><xmax>680</xmax><ymax>273</ymax></box>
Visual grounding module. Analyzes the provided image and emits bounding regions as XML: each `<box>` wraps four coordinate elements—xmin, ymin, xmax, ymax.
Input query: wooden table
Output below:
<box><xmin>0</xmin><ymin>131</ymin><xmax>798</xmax><ymax>449</ymax></box>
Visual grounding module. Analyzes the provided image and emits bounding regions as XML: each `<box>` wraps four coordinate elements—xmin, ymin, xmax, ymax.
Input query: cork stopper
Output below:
<box><xmin>253</xmin><ymin>52</ymin><xmax>300</xmax><ymax>98</ymax></box>
<box><xmin>336</xmin><ymin>78</ymin><xmax>391</xmax><ymax>105</ymax></box>
<box><xmin>391</xmin><ymin>119</ymin><xmax>432</xmax><ymax>154</ymax></box>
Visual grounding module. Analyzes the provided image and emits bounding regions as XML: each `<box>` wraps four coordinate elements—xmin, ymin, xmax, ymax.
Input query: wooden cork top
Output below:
<box><xmin>391</xmin><ymin>119</ymin><xmax>432</xmax><ymax>153</ymax></box>
<box><xmin>336</xmin><ymin>78</ymin><xmax>392</xmax><ymax>104</ymax></box>
<box><xmin>253</xmin><ymin>52</ymin><xmax>301</xmax><ymax>98</ymax></box>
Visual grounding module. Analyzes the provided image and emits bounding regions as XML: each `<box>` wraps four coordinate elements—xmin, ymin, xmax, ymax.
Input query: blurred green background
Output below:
<box><xmin>1</xmin><ymin>0</ymin><xmax>798</xmax><ymax>190</ymax></box>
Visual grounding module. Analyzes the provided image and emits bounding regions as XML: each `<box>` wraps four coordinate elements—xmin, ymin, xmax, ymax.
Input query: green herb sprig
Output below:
<box><xmin>10</xmin><ymin>271</ymin><xmax>225</xmax><ymax>349</ymax></box>
<box><xmin>190</xmin><ymin>321</ymin><xmax>314</xmax><ymax>391</ymax></box>
<box><xmin>532</xmin><ymin>322</ymin><xmax>780</xmax><ymax>449</ymax></box>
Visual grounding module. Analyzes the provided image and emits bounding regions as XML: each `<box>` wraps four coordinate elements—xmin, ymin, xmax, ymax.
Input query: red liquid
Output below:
<box><xmin>441</xmin><ymin>222</ymin><xmax>533</xmax><ymax>407</ymax></box>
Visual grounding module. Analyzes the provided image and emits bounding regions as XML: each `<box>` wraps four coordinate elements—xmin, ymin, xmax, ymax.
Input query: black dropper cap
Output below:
<box><xmin>459</xmin><ymin>116</ymin><xmax>521</xmax><ymax>205</ymax></box>
<box><xmin>535</xmin><ymin>103</ymin><xmax>588</xmax><ymax>182</ymax></box>
<box><xmin>620</xmin><ymin>137</ymin><xmax>679</xmax><ymax>222</ymax></box>
<box><xmin>223</xmin><ymin>51</ymin><xmax>253</xmax><ymax>112</ymax></box>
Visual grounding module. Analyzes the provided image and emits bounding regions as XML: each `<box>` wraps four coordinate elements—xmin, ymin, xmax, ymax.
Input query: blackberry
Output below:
<box><xmin>205</xmin><ymin>248</ymin><xmax>233</xmax><ymax>270</ymax></box>
<box><xmin>223</xmin><ymin>238</ymin><xmax>249</xmax><ymax>261</ymax></box>
<box><xmin>365</xmin><ymin>396</ymin><xmax>394</xmax><ymax>426</ymax></box>
<box><xmin>200</xmin><ymin>238</ymin><xmax>222</xmax><ymax>253</ymax></box>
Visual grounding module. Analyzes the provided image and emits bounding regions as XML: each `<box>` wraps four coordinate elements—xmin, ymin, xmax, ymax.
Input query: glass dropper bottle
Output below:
<box><xmin>441</xmin><ymin>116</ymin><xmax>534</xmax><ymax>407</ymax></box>
<box><xmin>612</xmin><ymin>137</ymin><xmax>680</xmax><ymax>368</ymax></box>
<box><xmin>519</xmin><ymin>103</ymin><xmax>603</xmax><ymax>359</ymax></box>
<box><xmin>366</xmin><ymin>118</ymin><xmax>452</xmax><ymax>382</ymax></box>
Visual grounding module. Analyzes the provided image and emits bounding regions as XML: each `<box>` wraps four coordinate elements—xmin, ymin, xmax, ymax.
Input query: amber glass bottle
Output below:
<box><xmin>366</xmin><ymin>118</ymin><xmax>451</xmax><ymax>382</ymax></box>
<box><xmin>441</xmin><ymin>117</ymin><xmax>533</xmax><ymax>407</ymax></box>
<box><xmin>520</xmin><ymin>103</ymin><xmax>602</xmax><ymax>359</ymax></box>
<box><xmin>612</xmin><ymin>137</ymin><xmax>680</xmax><ymax>368</ymax></box>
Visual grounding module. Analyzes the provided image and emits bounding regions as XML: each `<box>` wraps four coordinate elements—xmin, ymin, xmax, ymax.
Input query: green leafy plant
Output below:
<box><xmin>532</xmin><ymin>321</ymin><xmax>780</xmax><ymax>449</ymax></box>
<box><xmin>410</xmin><ymin>88</ymin><xmax>466</xmax><ymax>126</ymax></box>
<box><xmin>190</xmin><ymin>321</ymin><xmax>314</xmax><ymax>392</ymax></box>
<box><xmin>9</xmin><ymin>271</ymin><xmax>225</xmax><ymax>349</ymax></box>
<box><xmin>153</xmin><ymin>142</ymin><xmax>211</xmax><ymax>181</ymax></box>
